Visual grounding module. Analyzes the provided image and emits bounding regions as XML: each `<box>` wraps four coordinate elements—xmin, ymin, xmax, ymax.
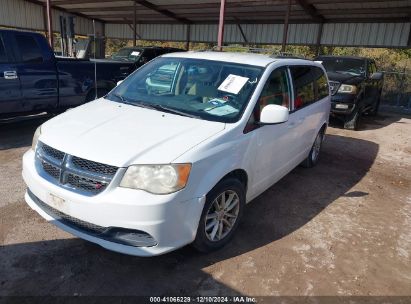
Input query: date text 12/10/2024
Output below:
<box><xmin>149</xmin><ymin>296</ymin><xmax>257</xmax><ymax>303</ymax></box>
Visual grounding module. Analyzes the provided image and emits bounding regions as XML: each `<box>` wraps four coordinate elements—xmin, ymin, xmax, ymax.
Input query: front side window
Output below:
<box><xmin>368</xmin><ymin>61</ymin><xmax>377</xmax><ymax>76</ymax></box>
<box><xmin>107</xmin><ymin>57</ymin><xmax>263</xmax><ymax>123</ymax></box>
<box><xmin>252</xmin><ymin>67</ymin><xmax>291</xmax><ymax>122</ymax></box>
<box><xmin>15</xmin><ymin>35</ymin><xmax>43</xmax><ymax>63</ymax></box>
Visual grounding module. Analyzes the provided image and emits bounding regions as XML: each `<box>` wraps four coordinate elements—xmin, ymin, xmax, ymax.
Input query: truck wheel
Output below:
<box><xmin>344</xmin><ymin>108</ymin><xmax>361</xmax><ymax>130</ymax></box>
<box><xmin>301</xmin><ymin>129</ymin><xmax>324</xmax><ymax>168</ymax></box>
<box><xmin>193</xmin><ymin>178</ymin><xmax>245</xmax><ymax>253</ymax></box>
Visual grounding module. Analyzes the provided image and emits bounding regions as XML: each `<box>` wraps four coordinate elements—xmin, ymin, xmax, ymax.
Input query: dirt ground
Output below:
<box><xmin>0</xmin><ymin>112</ymin><xmax>410</xmax><ymax>299</ymax></box>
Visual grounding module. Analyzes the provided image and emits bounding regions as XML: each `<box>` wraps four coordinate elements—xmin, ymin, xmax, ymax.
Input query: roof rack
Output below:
<box><xmin>209</xmin><ymin>46</ymin><xmax>306</xmax><ymax>59</ymax></box>
<box><xmin>270</xmin><ymin>52</ymin><xmax>307</xmax><ymax>59</ymax></box>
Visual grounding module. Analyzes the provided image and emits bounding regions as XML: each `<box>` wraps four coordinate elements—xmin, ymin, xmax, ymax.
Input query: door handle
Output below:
<box><xmin>4</xmin><ymin>71</ymin><xmax>18</xmax><ymax>80</ymax></box>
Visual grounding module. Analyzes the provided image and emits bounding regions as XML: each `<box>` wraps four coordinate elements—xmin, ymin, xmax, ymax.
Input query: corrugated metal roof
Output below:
<box><xmin>0</xmin><ymin>0</ymin><xmax>103</xmax><ymax>36</ymax></box>
<box><xmin>321</xmin><ymin>23</ymin><xmax>410</xmax><ymax>47</ymax></box>
<box><xmin>105</xmin><ymin>22</ymin><xmax>410</xmax><ymax>47</ymax></box>
<box><xmin>27</xmin><ymin>0</ymin><xmax>411</xmax><ymax>24</ymax></box>
<box><xmin>1</xmin><ymin>0</ymin><xmax>410</xmax><ymax>48</ymax></box>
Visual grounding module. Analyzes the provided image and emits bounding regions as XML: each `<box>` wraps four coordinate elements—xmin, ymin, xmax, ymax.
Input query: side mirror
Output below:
<box><xmin>370</xmin><ymin>72</ymin><xmax>383</xmax><ymax>80</ymax></box>
<box><xmin>117</xmin><ymin>80</ymin><xmax>124</xmax><ymax>86</ymax></box>
<box><xmin>140</xmin><ymin>57</ymin><xmax>148</xmax><ymax>64</ymax></box>
<box><xmin>260</xmin><ymin>104</ymin><xmax>289</xmax><ymax>125</ymax></box>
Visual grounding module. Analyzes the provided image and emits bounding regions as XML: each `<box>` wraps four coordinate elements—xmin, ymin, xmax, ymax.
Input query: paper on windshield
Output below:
<box><xmin>205</xmin><ymin>104</ymin><xmax>239</xmax><ymax>116</ymax></box>
<box><xmin>218</xmin><ymin>74</ymin><xmax>249</xmax><ymax>94</ymax></box>
<box><xmin>131</xmin><ymin>51</ymin><xmax>141</xmax><ymax>56</ymax></box>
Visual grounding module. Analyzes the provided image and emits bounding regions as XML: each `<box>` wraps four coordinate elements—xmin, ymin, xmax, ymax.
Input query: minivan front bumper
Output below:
<box><xmin>22</xmin><ymin>149</ymin><xmax>206</xmax><ymax>256</ymax></box>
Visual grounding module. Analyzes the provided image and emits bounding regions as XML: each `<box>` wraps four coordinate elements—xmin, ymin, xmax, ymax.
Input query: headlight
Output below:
<box><xmin>338</xmin><ymin>84</ymin><xmax>357</xmax><ymax>94</ymax></box>
<box><xmin>31</xmin><ymin>126</ymin><xmax>42</xmax><ymax>150</ymax></box>
<box><xmin>120</xmin><ymin>164</ymin><xmax>191</xmax><ymax>194</ymax></box>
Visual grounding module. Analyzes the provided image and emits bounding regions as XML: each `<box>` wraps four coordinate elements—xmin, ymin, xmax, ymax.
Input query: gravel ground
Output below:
<box><xmin>0</xmin><ymin>112</ymin><xmax>410</xmax><ymax>298</ymax></box>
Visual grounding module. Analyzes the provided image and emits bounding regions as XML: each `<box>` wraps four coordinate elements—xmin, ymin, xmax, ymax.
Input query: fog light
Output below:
<box><xmin>105</xmin><ymin>228</ymin><xmax>157</xmax><ymax>247</ymax></box>
<box><xmin>335</xmin><ymin>103</ymin><xmax>349</xmax><ymax>109</ymax></box>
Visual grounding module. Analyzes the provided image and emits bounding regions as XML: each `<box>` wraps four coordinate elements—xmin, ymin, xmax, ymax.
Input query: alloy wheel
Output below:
<box><xmin>204</xmin><ymin>190</ymin><xmax>240</xmax><ymax>242</ymax></box>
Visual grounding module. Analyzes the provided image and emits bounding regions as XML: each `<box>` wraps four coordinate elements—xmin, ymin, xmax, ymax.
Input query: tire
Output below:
<box><xmin>192</xmin><ymin>178</ymin><xmax>245</xmax><ymax>253</ymax></box>
<box><xmin>344</xmin><ymin>108</ymin><xmax>361</xmax><ymax>130</ymax></box>
<box><xmin>301</xmin><ymin>129</ymin><xmax>324</xmax><ymax>168</ymax></box>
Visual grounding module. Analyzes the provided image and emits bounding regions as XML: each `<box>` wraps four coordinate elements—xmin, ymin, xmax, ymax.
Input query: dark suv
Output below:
<box><xmin>315</xmin><ymin>56</ymin><xmax>383</xmax><ymax>130</ymax></box>
<box><xmin>111</xmin><ymin>46</ymin><xmax>184</xmax><ymax>69</ymax></box>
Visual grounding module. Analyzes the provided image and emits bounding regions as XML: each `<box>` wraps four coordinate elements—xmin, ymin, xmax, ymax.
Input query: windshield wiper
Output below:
<box><xmin>150</xmin><ymin>104</ymin><xmax>201</xmax><ymax>119</ymax></box>
<box><xmin>110</xmin><ymin>93</ymin><xmax>135</xmax><ymax>105</ymax></box>
<box><xmin>110</xmin><ymin>94</ymin><xmax>155</xmax><ymax>109</ymax></box>
<box><xmin>109</xmin><ymin>95</ymin><xmax>200</xmax><ymax>118</ymax></box>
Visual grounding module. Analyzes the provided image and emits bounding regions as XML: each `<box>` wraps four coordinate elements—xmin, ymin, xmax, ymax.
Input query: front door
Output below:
<box><xmin>0</xmin><ymin>33</ymin><xmax>22</xmax><ymax>116</ymax></box>
<box><xmin>13</xmin><ymin>33</ymin><xmax>58</xmax><ymax>113</ymax></box>
<box><xmin>365</xmin><ymin>60</ymin><xmax>380</xmax><ymax>106</ymax></box>
<box><xmin>245</xmin><ymin>67</ymin><xmax>301</xmax><ymax>197</ymax></box>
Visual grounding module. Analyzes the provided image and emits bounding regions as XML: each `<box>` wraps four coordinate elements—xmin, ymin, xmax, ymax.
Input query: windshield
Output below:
<box><xmin>112</xmin><ymin>48</ymin><xmax>142</xmax><ymax>62</ymax></box>
<box><xmin>319</xmin><ymin>58</ymin><xmax>366</xmax><ymax>76</ymax></box>
<box><xmin>107</xmin><ymin>57</ymin><xmax>264</xmax><ymax>123</ymax></box>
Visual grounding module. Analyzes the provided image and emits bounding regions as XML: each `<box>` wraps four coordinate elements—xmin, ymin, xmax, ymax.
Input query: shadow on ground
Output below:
<box><xmin>329</xmin><ymin>112</ymin><xmax>403</xmax><ymax>131</ymax></box>
<box><xmin>0</xmin><ymin>132</ymin><xmax>379</xmax><ymax>296</ymax></box>
<box><xmin>0</xmin><ymin>115</ymin><xmax>51</xmax><ymax>150</ymax></box>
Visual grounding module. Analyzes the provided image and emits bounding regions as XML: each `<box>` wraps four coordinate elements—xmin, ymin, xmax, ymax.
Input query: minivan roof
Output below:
<box><xmin>162</xmin><ymin>51</ymin><xmax>315</xmax><ymax>67</ymax></box>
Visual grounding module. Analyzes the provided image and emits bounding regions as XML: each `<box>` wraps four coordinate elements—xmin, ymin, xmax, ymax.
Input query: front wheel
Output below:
<box><xmin>192</xmin><ymin>178</ymin><xmax>245</xmax><ymax>253</ymax></box>
<box><xmin>344</xmin><ymin>108</ymin><xmax>361</xmax><ymax>130</ymax></box>
<box><xmin>301</xmin><ymin>129</ymin><xmax>324</xmax><ymax>168</ymax></box>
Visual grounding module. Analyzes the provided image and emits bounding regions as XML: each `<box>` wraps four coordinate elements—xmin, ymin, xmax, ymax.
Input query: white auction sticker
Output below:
<box><xmin>218</xmin><ymin>74</ymin><xmax>249</xmax><ymax>94</ymax></box>
<box><xmin>131</xmin><ymin>51</ymin><xmax>141</xmax><ymax>56</ymax></box>
<box><xmin>206</xmin><ymin>105</ymin><xmax>239</xmax><ymax>116</ymax></box>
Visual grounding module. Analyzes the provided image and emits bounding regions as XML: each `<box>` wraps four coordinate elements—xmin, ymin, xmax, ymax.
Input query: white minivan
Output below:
<box><xmin>22</xmin><ymin>51</ymin><xmax>331</xmax><ymax>256</ymax></box>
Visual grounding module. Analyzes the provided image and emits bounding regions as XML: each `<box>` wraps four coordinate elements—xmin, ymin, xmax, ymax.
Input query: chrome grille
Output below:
<box><xmin>329</xmin><ymin>81</ymin><xmax>340</xmax><ymax>95</ymax></box>
<box><xmin>36</xmin><ymin>142</ymin><xmax>119</xmax><ymax>196</ymax></box>
<box><xmin>40</xmin><ymin>143</ymin><xmax>65</xmax><ymax>162</ymax></box>
<box><xmin>72</xmin><ymin>156</ymin><xmax>118</xmax><ymax>176</ymax></box>
<box><xmin>67</xmin><ymin>173</ymin><xmax>108</xmax><ymax>194</ymax></box>
<box><xmin>41</xmin><ymin>160</ymin><xmax>61</xmax><ymax>180</ymax></box>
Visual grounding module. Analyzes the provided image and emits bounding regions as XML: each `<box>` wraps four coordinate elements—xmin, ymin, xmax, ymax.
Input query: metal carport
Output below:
<box><xmin>1</xmin><ymin>0</ymin><xmax>410</xmax><ymax>51</ymax></box>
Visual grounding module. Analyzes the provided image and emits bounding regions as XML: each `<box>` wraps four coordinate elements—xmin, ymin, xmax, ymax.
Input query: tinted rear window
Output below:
<box><xmin>15</xmin><ymin>35</ymin><xmax>43</xmax><ymax>63</ymax></box>
<box><xmin>290</xmin><ymin>66</ymin><xmax>316</xmax><ymax>109</ymax></box>
<box><xmin>290</xmin><ymin>65</ymin><xmax>329</xmax><ymax>110</ymax></box>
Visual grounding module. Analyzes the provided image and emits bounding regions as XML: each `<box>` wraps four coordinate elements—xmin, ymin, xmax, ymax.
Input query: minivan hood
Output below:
<box><xmin>40</xmin><ymin>99</ymin><xmax>225</xmax><ymax>167</ymax></box>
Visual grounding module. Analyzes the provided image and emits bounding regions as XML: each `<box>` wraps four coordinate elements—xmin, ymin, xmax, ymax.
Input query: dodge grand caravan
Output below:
<box><xmin>23</xmin><ymin>51</ymin><xmax>331</xmax><ymax>256</ymax></box>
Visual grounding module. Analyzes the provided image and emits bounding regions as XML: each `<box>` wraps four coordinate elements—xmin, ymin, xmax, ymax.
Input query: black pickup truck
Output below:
<box><xmin>0</xmin><ymin>29</ymin><xmax>134</xmax><ymax>119</ymax></box>
<box><xmin>315</xmin><ymin>55</ymin><xmax>384</xmax><ymax>130</ymax></box>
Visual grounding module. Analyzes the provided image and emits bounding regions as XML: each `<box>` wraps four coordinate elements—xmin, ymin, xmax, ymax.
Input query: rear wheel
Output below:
<box><xmin>193</xmin><ymin>178</ymin><xmax>245</xmax><ymax>253</ymax></box>
<box><xmin>301</xmin><ymin>129</ymin><xmax>324</xmax><ymax>168</ymax></box>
